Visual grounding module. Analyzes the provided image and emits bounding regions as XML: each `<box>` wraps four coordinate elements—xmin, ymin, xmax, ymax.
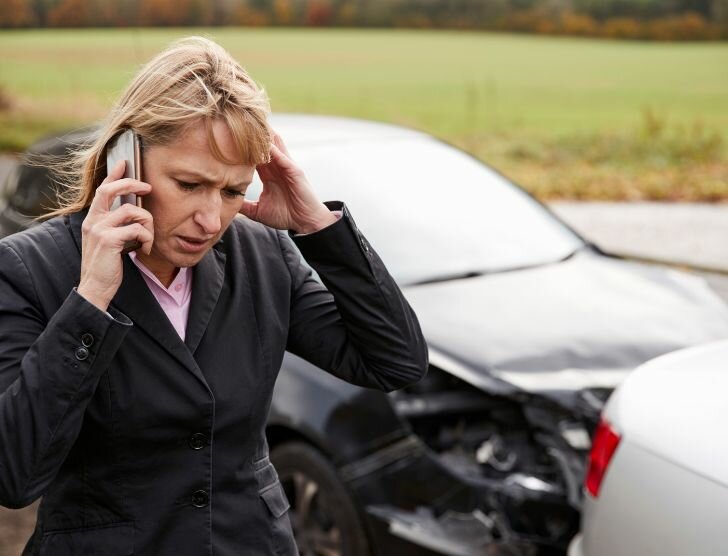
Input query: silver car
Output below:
<box><xmin>569</xmin><ymin>338</ymin><xmax>728</xmax><ymax>556</ymax></box>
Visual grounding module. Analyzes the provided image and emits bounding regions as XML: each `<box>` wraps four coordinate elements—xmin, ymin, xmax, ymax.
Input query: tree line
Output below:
<box><xmin>2</xmin><ymin>0</ymin><xmax>727</xmax><ymax>40</ymax></box>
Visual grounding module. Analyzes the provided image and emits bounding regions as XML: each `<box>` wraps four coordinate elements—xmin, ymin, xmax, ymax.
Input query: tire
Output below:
<box><xmin>271</xmin><ymin>442</ymin><xmax>372</xmax><ymax>556</ymax></box>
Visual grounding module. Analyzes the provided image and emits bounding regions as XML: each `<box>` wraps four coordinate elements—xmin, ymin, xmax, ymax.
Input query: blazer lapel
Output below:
<box><xmin>67</xmin><ymin>210</ymin><xmax>212</xmax><ymax>391</ymax></box>
<box><xmin>185</xmin><ymin>244</ymin><xmax>227</xmax><ymax>355</ymax></box>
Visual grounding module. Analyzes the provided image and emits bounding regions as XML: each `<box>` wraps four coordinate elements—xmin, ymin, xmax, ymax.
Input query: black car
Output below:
<box><xmin>3</xmin><ymin>115</ymin><xmax>728</xmax><ymax>556</ymax></box>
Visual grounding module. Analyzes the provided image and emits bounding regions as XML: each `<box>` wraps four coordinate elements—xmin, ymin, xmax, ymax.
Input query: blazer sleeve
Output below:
<box><xmin>0</xmin><ymin>242</ymin><xmax>132</xmax><ymax>509</ymax></box>
<box><xmin>280</xmin><ymin>201</ymin><xmax>428</xmax><ymax>392</ymax></box>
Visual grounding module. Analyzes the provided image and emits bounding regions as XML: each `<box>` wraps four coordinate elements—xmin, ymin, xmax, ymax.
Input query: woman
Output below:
<box><xmin>0</xmin><ymin>37</ymin><xmax>427</xmax><ymax>555</ymax></box>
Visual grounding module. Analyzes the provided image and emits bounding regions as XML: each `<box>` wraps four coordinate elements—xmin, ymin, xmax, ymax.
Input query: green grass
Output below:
<box><xmin>1</xmin><ymin>28</ymin><xmax>726</xmax><ymax>200</ymax></box>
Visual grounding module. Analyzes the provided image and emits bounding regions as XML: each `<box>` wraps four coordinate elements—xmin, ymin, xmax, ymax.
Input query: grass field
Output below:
<box><xmin>0</xmin><ymin>28</ymin><xmax>726</xmax><ymax>200</ymax></box>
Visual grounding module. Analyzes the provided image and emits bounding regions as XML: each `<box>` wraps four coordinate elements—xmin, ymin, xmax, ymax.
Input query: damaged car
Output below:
<box><xmin>3</xmin><ymin>115</ymin><xmax>728</xmax><ymax>555</ymax></box>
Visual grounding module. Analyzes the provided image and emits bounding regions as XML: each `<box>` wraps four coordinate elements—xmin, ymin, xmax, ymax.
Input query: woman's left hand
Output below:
<box><xmin>240</xmin><ymin>132</ymin><xmax>337</xmax><ymax>234</ymax></box>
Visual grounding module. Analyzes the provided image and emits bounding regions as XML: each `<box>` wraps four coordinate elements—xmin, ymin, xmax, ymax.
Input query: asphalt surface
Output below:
<box><xmin>549</xmin><ymin>201</ymin><xmax>728</xmax><ymax>273</ymax></box>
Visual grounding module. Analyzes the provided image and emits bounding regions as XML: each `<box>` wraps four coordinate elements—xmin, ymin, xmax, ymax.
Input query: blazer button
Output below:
<box><xmin>81</xmin><ymin>333</ymin><xmax>94</xmax><ymax>347</ymax></box>
<box><xmin>74</xmin><ymin>347</ymin><xmax>89</xmax><ymax>361</ymax></box>
<box><xmin>189</xmin><ymin>433</ymin><xmax>207</xmax><ymax>450</ymax></box>
<box><xmin>359</xmin><ymin>236</ymin><xmax>370</xmax><ymax>253</ymax></box>
<box><xmin>191</xmin><ymin>489</ymin><xmax>209</xmax><ymax>508</ymax></box>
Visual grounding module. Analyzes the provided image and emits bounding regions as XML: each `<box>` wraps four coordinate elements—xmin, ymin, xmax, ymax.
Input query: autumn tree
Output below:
<box><xmin>47</xmin><ymin>0</ymin><xmax>94</xmax><ymax>27</ymax></box>
<box><xmin>305</xmin><ymin>0</ymin><xmax>333</xmax><ymax>25</ymax></box>
<box><xmin>273</xmin><ymin>0</ymin><xmax>294</xmax><ymax>24</ymax></box>
<box><xmin>138</xmin><ymin>0</ymin><xmax>191</xmax><ymax>26</ymax></box>
<box><xmin>712</xmin><ymin>0</ymin><xmax>728</xmax><ymax>28</ymax></box>
<box><xmin>0</xmin><ymin>0</ymin><xmax>36</xmax><ymax>27</ymax></box>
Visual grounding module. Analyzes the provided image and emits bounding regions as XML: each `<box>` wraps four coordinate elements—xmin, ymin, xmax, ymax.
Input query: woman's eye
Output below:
<box><xmin>223</xmin><ymin>189</ymin><xmax>246</xmax><ymax>199</ymax></box>
<box><xmin>177</xmin><ymin>180</ymin><xmax>198</xmax><ymax>191</ymax></box>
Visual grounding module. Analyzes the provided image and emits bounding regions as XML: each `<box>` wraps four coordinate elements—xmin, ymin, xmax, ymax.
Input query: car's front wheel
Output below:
<box><xmin>271</xmin><ymin>442</ymin><xmax>371</xmax><ymax>556</ymax></box>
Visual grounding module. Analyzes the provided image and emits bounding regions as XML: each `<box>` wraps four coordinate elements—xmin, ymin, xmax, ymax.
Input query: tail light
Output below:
<box><xmin>585</xmin><ymin>418</ymin><xmax>621</xmax><ymax>497</ymax></box>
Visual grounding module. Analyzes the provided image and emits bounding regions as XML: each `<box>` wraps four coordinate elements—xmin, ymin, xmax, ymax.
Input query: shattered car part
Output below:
<box><xmin>366</xmin><ymin>505</ymin><xmax>531</xmax><ymax>556</ymax></box>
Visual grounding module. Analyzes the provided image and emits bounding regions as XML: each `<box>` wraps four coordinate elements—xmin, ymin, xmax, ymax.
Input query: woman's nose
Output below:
<box><xmin>193</xmin><ymin>195</ymin><xmax>222</xmax><ymax>236</ymax></box>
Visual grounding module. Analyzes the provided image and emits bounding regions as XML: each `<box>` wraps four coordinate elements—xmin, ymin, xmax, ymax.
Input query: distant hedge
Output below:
<box><xmin>497</xmin><ymin>10</ymin><xmax>723</xmax><ymax>41</ymax></box>
<box><xmin>1</xmin><ymin>0</ymin><xmax>727</xmax><ymax>41</ymax></box>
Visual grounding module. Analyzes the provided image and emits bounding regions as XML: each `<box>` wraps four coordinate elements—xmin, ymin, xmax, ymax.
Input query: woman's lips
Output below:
<box><xmin>177</xmin><ymin>235</ymin><xmax>209</xmax><ymax>253</ymax></box>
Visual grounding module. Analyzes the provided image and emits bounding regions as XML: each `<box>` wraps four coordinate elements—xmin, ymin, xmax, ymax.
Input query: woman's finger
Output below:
<box><xmin>271</xmin><ymin>130</ymin><xmax>292</xmax><ymax>159</ymax></box>
<box><xmin>104</xmin><ymin>222</ymin><xmax>154</xmax><ymax>252</ymax></box>
<box><xmin>268</xmin><ymin>143</ymin><xmax>297</xmax><ymax>172</ymax></box>
<box><xmin>101</xmin><ymin>159</ymin><xmax>126</xmax><ymax>186</ymax></box>
<box><xmin>103</xmin><ymin>204</ymin><xmax>155</xmax><ymax>254</ymax></box>
<box><xmin>238</xmin><ymin>199</ymin><xmax>259</xmax><ymax>220</ymax></box>
<box><xmin>255</xmin><ymin>164</ymin><xmax>270</xmax><ymax>183</ymax></box>
<box><xmin>102</xmin><ymin>202</ymin><xmax>153</xmax><ymax>229</ymax></box>
<box><xmin>90</xmin><ymin>178</ymin><xmax>152</xmax><ymax>215</ymax></box>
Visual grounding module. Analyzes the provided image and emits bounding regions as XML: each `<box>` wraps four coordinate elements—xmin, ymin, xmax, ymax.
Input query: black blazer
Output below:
<box><xmin>0</xmin><ymin>201</ymin><xmax>427</xmax><ymax>555</ymax></box>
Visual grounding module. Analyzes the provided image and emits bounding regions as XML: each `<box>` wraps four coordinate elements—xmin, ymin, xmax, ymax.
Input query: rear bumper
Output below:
<box><xmin>568</xmin><ymin>533</ymin><xmax>584</xmax><ymax>556</ymax></box>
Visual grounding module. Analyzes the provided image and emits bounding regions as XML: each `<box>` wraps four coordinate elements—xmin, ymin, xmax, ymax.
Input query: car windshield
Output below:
<box><xmin>249</xmin><ymin>136</ymin><xmax>584</xmax><ymax>285</ymax></box>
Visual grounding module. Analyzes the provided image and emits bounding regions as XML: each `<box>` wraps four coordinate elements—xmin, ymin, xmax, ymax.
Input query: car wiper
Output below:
<box><xmin>409</xmin><ymin>270</ymin><xmax>488</xmax><ymax>286</ymax></box>
<box><xmin>561</xmin><ymin>242</ymin><xmax>590</xmax><ymax>261</ymax></box>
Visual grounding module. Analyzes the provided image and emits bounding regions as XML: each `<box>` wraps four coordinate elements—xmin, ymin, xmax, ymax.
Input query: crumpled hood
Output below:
<box><xmin>402</xmin><ymin>252</ymin><xmax>728</xmax><ymax>395</ymax></box>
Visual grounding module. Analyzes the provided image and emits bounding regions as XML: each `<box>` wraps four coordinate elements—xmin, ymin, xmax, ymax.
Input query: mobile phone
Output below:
<box><xmin>106</xmin><ymin>129</ymin><xmax>144</xmax><ymax>254</ymax></box>
<box><xmin>107</xmin><ymin>129</ymin><xmax>143</xmax><ymax>210</ymax></box>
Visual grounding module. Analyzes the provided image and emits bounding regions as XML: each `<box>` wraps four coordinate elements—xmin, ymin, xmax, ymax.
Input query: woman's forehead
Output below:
<box><xmin>149</xmin><ymin>124</ymin><xmax>255</xmax><ymax>182</ymax></box>
<box><xmin>166</xmin><ymin>120</ymin><xmax>252</xmax><ymax>165</ymax></box>
<box><xmin>172</xmin><ymin>119</ymin><xmax>236</xmax><ymax>157</ymax></box>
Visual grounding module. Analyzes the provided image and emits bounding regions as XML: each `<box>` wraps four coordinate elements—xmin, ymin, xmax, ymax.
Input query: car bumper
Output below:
<box><xmin>568</xmin><ymin>533</ymin><xmax>584</xmax><ymax>556</ymax></box>
<box><xmin>346</xmin><ymin>436</ymin><xmax>578</xmax><ymax>554</ymax></box>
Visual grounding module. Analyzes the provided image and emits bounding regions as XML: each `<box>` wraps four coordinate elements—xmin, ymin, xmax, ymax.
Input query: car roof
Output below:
<box><xmin>268</xmin><ymin>113</ymin><xmax>431</xmax><ymax>148</ymax></box>
<box><xmin>21</xmin><ymin>114</ymin><xmax>430</xmax><ymax>158</ymax></box>
<box><xmin>19</xmin><ymin>114</ymin><xmax>431</xmax><ymax>158</ymax></box>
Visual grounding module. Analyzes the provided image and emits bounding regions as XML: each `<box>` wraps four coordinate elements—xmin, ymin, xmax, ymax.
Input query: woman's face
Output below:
<box><xmin>136</xmin><ymin>118</ymin><xmax>256</xmax><ymax>284</ymax></box>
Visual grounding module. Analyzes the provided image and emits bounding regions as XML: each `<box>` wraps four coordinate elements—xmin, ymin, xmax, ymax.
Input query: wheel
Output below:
<box><xmin>271</xmin><ymin>442</ymin><xmax>372</xmax><ymax>556</ymax></box>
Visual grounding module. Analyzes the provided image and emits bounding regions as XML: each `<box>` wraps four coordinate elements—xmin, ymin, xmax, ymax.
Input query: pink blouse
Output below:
<box><xmin>128</xmin><ymin>251</ymin><xmax>192</xmax><ymax>341</ymax></box>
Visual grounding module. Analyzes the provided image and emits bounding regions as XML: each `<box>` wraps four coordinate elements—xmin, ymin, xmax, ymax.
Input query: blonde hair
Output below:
<box><xmin>45</xmin><ymin>36</ymin><xmax>272</xmax><ymax>218</ymax></box>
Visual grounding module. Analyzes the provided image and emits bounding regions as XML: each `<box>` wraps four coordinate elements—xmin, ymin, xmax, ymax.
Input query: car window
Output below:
<box><xmin>250</xmin><ymin>137</ymin><xmax>584</xmax><ymax>285</ymax></box>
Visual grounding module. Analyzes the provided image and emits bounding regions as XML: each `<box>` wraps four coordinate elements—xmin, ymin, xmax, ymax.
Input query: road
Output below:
<box><xmin>549</xmin><ymin>201</ymin><xmax>728</xmax><ymax>273</ymax></box>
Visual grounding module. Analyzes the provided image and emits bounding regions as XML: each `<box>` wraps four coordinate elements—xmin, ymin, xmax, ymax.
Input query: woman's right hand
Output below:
<box><xmin>77</xmin><ymin>160</ymin><xmax>154</xmax><ymax>312</ymax></box>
